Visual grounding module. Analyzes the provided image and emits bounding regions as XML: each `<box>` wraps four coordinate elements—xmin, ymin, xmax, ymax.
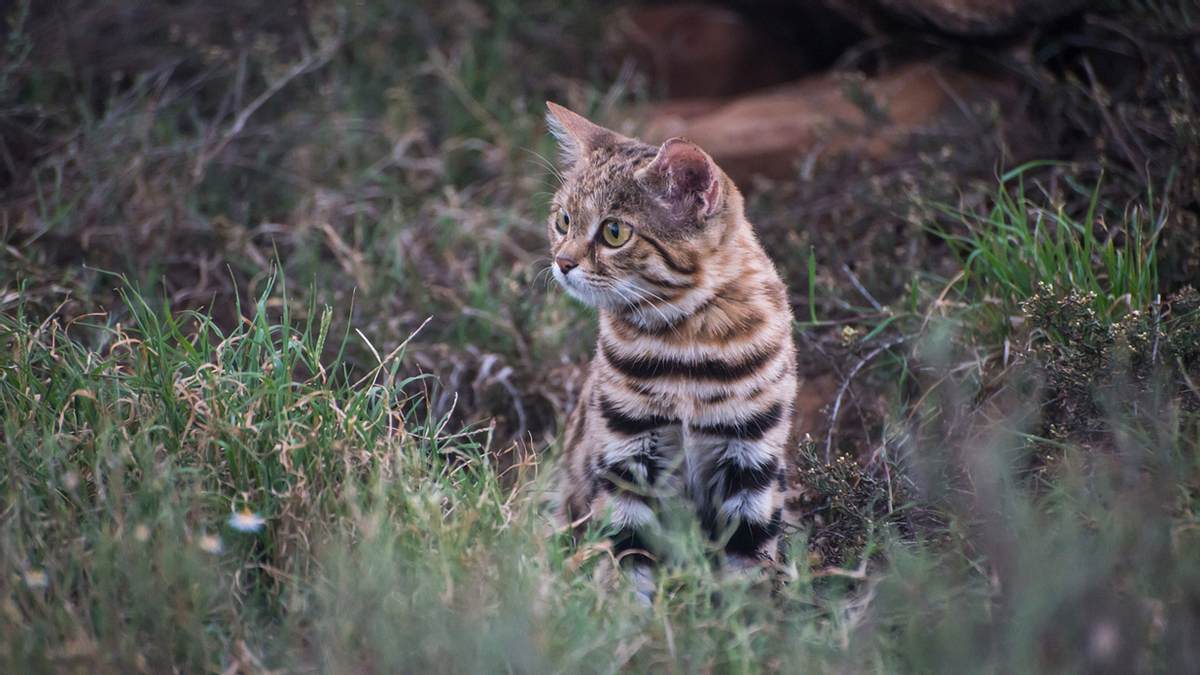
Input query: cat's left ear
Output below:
<box><xmin>546</xmin><ymin>101</ymin><xmax>624</xmax><ymax>168</ymax></box>
<box><xmin>637</xmin><ymin>137</ymin><xmax>723</xmax><ymax>219</ymax></box>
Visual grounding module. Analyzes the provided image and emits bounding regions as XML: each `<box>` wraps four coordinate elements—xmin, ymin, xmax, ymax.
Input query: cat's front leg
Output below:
<box><xmin>584</xmin><ymin>395</ymin><xmax>683</xmax><ymax>598</ymax></box>
<box><xmin>591</xmin><ymin>431</ymin><xmax>673</xmax><ymax>560</ymax></box>
<box><xmin>689</xmin><ymin>400</ymin><xmax>791</xmax><ymax>568</ymax></box>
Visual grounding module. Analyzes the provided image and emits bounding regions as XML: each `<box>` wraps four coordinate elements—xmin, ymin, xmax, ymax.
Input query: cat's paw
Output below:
<box><xmin>628</xmin><ymin>563</ymin><xmax>656</xmax><ymax>606</ymax></box>
<box><xmin>593</xmin><ymin>555</ymin><xmax>656</xmax><ymax>606</ymax></box>
<box><xmin>722</xmin><ymin>554</ymin><xmax>772</xmax><ymax>584</ymax></box>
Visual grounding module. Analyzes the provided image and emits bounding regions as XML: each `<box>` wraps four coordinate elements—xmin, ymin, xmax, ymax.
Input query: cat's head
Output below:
<box><xmin>544</xmin><ymin>101</ymin><xmax>737</xmax><ymax>313</ymax></box>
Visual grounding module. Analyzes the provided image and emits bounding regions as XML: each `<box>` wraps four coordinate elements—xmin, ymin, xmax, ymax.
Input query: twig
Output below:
<box><xmin>1080</xmin><ymin>56</ymin><xmax>1148</xmax><ymax>186</ymax></box>
<box><xmin>918</xmin><ymin>269</ymin><xmax>965</xmax><ymax>335</ymax></box>
<box><xmin>1150</xmin><ymin>293</ymin><xmax>1162</xmax><ymax>365</ymax></box>
<box><xmin>1179</xmin><ymin>358</ymin><xmax>1200</xmax><ymax>402</ymax></box>
<box><xmin>824</xmin><ymin>335</ymin><xmax>909</xmax><ymax>462</ymax></box>
<box><xmin>841</xmin><ymin>263</ymin><xmax>883</xmax><ymax>312</ymax></box>
<box><xmin>868</xmin><ymin>439</ymin><xmax>896</xmax><ymax>514</ymax></box>
<box><xmin>193</xmin><ymin>42</ymin><xmax>339</xmax><ymax>182</ymax></box>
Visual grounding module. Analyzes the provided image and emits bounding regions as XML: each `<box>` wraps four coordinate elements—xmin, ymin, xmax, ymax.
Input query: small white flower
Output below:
<box><xmin>133</xmin><ymin>524</ymin><xmax>150</xmax><ymax>542</ymax></box>
<box><xmin>198</xmin><ymin>534</ymin><xmax>223</xmax><ymax>554</ymax></box>
<box><xmin>228</xmin><ymin>509</ymin><xmax>266</xmax><ymax>533</ymax></box>
<box><xmin>24</xmin><ymin>569</ymin><xmax>48</xmax><ymax>589</ymax></box>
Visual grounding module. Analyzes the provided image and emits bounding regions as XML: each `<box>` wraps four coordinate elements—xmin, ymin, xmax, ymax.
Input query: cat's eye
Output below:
<box><xmin>600</xmin><ymin>219</ymin><xmax>632</xmax><ymax>247</ymax></box>
<box><xmin>555</xmin><ymin>210</ymin><xmax>570</xmax><ymax>235</ymax></box>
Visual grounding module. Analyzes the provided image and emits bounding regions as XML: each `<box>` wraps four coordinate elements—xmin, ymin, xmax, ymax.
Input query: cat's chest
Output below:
<box><xmin>606</xmin><ymin>375</ymin><xmax>759</xmax><ymax>424</ymax></box>
<box><xmin>595</xmin><ymin>318</ymin><xmax>787</xmax><ymax>420</ymax></box>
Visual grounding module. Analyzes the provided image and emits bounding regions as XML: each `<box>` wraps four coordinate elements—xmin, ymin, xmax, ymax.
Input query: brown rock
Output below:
<box><xmin>827</xmin><ymin>0</ymin><xmax>1090</xmax><ymax>36</ymax></box>
<box><xmin>605</xmin><ymin>3</ymin><xmax>810</xmax><ymax>99</ymax></box>
<box><xmin>639</xmin><ymin>63</ymin><xmax>1016</xmax><ymax>182</ymax></box>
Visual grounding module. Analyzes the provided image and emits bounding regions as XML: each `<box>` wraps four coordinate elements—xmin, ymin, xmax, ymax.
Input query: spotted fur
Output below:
<box><xmin>545</xmin><ymin>102</ymin><xmax>797</xmax><ymax>573</ymax></box>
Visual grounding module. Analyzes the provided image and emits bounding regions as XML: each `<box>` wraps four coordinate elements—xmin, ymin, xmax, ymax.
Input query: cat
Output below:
<box><xmin>545</xmin><ymin>101</ymin><xmax>797</xmax><ymax>585</ymax></box>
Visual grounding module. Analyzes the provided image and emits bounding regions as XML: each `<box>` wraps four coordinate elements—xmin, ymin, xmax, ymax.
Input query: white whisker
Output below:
<box><xmin>521</xmin><ymin>147</ymin><xmax>565</xmax><ymax>187</ymax></box>
<box><xmin>626</xmin><ymin>280</ymin><xmax>672</xmax><ymax>305</ymax></box>
<box><xmin>621</xmin><ymin>281</ymin><xmax>680</xmax><ymax>334</ymax></box>
<box><xmin>535</xmin><ymin>264</ymin><xmax>557</xmax><ymax>289</ymax></box>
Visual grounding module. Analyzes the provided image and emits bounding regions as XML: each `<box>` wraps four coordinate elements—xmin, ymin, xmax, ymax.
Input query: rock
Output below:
<box><xmin>825</xmin><ymin>0</ymin><xmax>1091</xmax><ymax>36</ymax></box>
<box><xmin>604</xmin><ymin>3</ymin><xmax>814</xmax><ymax>99</ymax></box>
<box><xmin>639</xmin><ymin>62</ymin><xmax>1017</xmax><ymax>182</ymax></box>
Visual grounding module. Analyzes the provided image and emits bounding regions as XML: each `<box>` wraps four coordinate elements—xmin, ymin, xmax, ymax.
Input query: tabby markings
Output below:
<box><xmin>637</xmin><ymin>233</ymin><xmax>697</xmax><ymax>275</ymax></box>
<box><xmin>599</xmin><ymin>394</ymin><xmax>677</xmax><ymax>435</ymax></box>
<box><xmin>690</xmin><ymin>402</ymin><xmax>784</xmax><ymax>441</ymax></box>
<box><xmin>601</xmin><ymin>339</ymin><xmax>779</xmax><ymax>381</ymax></box>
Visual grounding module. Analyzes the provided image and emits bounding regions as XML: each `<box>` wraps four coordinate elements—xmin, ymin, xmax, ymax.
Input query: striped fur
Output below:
<box><xmin>546</xmin><ymin>102</ymin><xmax>797</xmax><ymax>572</ymax></box>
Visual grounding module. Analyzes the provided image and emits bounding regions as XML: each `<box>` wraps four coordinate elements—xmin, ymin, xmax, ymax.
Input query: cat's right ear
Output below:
<box><xmin>637</xmin><ymin>137</ymin><xmax>723</xmax><ymax>219</ymax></box>
<box><xmin>545</xmin><ymin>101</ymin><xmax>620</xmax><ymax>167</ymax></box>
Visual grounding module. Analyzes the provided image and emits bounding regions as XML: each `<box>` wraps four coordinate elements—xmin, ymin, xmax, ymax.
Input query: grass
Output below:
<box><xmin>2</xmin><ymin>269</ymin><xmax>1197</xmax><ymax>672</ymax></box>
<box><xmin>933</xmin><ymin>164</ymin><xmax>1165</xmax><ymax>325</ymax></box>
<box><xmin>3</xmin><ymin>0</ymin><xmax>1200</xmax><ymax>672</ymax></box>
<box><xmin>0</xmin><ymin>273</ymin><xmax>844</xmax><ymax>672</ymax></box>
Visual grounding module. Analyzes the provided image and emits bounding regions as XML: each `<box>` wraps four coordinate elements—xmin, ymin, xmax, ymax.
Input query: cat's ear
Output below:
<box><xmin>638</xmin><ymin>137</ymin><xmax>723</xmax><ymax>219</ymax></box>
<box><xmin>545</xmin><ymin>101</ymin><xmax>622</xmax><ymax>167</ymax></box>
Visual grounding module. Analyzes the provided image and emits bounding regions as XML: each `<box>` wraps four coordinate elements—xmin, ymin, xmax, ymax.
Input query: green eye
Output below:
<box><xmin>555</xmin><ymin>210</ymin><xmax>570</xmax><ymax>234</ymax></box>
<box><xmin>600</xmin><ymin>219</ymin><xmax>632</xmax><ymax>247</ymax></box>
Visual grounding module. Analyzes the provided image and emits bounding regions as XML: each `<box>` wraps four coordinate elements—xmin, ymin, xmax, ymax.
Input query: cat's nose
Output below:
<box><xmin>555</xmin><ymin>255</ymin><xmax>578</xmax><ymax>274</ymax></box>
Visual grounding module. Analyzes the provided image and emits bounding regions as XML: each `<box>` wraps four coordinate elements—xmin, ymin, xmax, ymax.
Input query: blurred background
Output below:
<box><xmin>4</xmin><ymin>0</ymin><xmax>1197</xmax><ymax>445</ymax></box>
<box><xmin>3</xmin><ymin>1</ymin><xmax>1200</xmax><ymax>672</ymax></box>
